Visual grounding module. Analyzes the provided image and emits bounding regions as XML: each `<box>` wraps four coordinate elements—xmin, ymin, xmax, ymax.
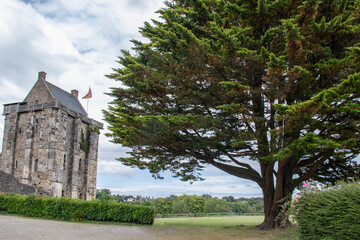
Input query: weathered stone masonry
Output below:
<box><xmin>0</xmin><ymin>72</ymin><xmax>103</xmax><ymax>200</ymax></box>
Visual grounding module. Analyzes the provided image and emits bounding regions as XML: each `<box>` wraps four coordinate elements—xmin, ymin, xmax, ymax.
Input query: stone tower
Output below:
<box><xmin>0</xmin><ymin>72</ymin><xmax>103</xmax><ymax>200</ymax></box>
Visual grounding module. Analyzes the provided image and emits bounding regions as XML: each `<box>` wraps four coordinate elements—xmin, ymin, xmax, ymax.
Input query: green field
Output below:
<box><xmin>151</xmin><ymin>216</ymin><xmax>299</xmax><ymax>240</ymax></box>
<box><xmin>154</xmin><ymin>215</ymin><xmax>264</xmax><ymax>227</ymax></box>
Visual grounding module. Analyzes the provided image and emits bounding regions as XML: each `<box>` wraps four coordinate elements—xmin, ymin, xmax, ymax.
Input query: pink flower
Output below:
<box><xmin>296</xmin><ymin>199</ymin><xmax>299</xmax><ymax>203</ymax></box>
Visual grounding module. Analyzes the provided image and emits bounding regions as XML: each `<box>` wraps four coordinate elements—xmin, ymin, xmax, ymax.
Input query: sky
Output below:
<box><xmin>0</xmin><ymin>0</ymin><xmax>263</xmax><ymax>198</ymax></box>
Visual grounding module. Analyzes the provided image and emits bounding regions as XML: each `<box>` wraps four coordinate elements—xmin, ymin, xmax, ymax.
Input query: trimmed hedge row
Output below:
<box><xmin>0</xmin><ymin>193</ymin><xmax>154</xmax><ymax>224</ymax></box>
<box><xmin>295</xmin><ymin>181</ymin><xmax>360</xmax><ymax>240</ymax></box>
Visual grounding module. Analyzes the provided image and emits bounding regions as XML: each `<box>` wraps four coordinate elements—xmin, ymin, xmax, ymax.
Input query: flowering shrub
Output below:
<box><xmin>293</xmin><ymin>181</ymin><xmax>360</xmax><ymax>240</ymax></box>
<box><xmin>276</xmin><ymin>179</ymin><xmax>319</xmax><ymax>226</ymax></box>
<box><xmin>290</xmin><ymin>179</ymin><xmax>320</xmax><ymax>219</ymax></box>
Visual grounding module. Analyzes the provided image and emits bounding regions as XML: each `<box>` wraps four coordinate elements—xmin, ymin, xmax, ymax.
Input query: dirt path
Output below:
<box><xmin>0</xmin><ymin>215</ymin><xmax>181</xmax><ymax>240</ymax></box>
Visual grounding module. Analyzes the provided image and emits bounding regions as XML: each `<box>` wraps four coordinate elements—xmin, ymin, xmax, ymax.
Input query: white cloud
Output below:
<box><xmin>0</xmin><ymin>78</ymin><xmax>28</xmax><ymax>102</ymax></box>
<box><xmin>102</xmin><ymin>176</ymin><xmax>263</xmax><ymax>198</ymax></box>
<box><xmin>97</xmin><ymin>160</ymin><xmax>135</xmax><ymax>177</ymax></box>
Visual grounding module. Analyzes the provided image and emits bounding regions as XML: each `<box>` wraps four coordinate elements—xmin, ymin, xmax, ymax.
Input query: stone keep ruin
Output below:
<box><xmin>0</xmin><ymin>72</ymin><xmax>103</xmax><ymax>200</ymax></box>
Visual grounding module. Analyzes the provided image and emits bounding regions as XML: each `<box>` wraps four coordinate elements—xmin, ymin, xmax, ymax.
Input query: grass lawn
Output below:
<box><xmin>151</xmin><ymin>215</ymin><xmax>299</xmax><ymax>240</ymax></box>
<box><xmin>154</xmin><ymin>215</ymin><xmax>264</xmax><ymax>227</ymax></box>
<box><xmin>0</xmin><ymin>212</ymin><xmax>299</xmax><ymax>239</ymax></box>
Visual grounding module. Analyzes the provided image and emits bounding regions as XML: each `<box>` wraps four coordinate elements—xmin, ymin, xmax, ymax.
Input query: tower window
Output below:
<box><xmin>34</xmin><ymin>119</ymin><xmax>39</xmax><ymax>133</ymax></box>
<box><xmin>79</xmin><ymin>159</ymin><xmax>82</xmax><ymax>171</ymax></box>
<box><xmin>63</xmin><ymin>154</ymin><xmax>66</xmax><ymax>170</ymax></box>
<box><xmin>33</xmin><ymin>159</ymin><xmax>38</xmax><ymax>172</ymax></box>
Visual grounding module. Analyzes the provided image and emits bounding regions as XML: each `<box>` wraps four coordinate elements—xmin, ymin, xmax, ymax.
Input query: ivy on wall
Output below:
<box><xmin>90</xmin><ymin>125</ymin><xmax>100</xmax><ymax>134</ymax></box>
<box><xmin>79</xmin><ymin>129</ymin><xmax>88</xmax><ymax>154</ymax></box>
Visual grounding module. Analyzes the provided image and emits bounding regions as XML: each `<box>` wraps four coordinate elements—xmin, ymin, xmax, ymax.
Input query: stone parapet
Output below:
<box><xmin>3</xmin><ymin>102</ymin><xmax>103</xmax><ymax>129</ymax></box>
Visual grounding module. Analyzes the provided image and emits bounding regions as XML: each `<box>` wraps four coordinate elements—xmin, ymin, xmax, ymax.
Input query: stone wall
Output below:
<box><xmin>0</xmin><ymin>170</ymin><xmax>49</xmax><ymax>196</ymax></box>
<box><xmin>0</xmin><ymin>105</ymin><xmax>101</xmax><ymax>200</ymax></box>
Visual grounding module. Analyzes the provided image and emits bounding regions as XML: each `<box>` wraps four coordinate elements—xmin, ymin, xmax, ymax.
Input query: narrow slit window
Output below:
<box><xmin>79</xmin><ymin>159</ymin><xmax>82</xmax><ymax>171</ymax></box>
<box><xmin>63</xmin><ymin>154</ymin><xmax>66</xmax><ymax>170</ymax></box>
<box><xmin>34</xmin><ymin>159</ymin><xmax>38</xmax><ymax>172</ymax></box>
<box><xmin>34</xmin><ymin>119</ymin><xmax>39</xmax><ymax>133</ymax></box>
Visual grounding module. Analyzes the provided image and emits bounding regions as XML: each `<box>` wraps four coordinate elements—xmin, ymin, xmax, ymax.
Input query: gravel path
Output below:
<box><xmin>0</xmin><ymin>215</ymin><xmax>181</xmax><ymax>240</ymax></box>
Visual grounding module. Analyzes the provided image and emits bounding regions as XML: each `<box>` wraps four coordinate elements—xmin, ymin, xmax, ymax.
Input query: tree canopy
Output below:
<box><xmin>95</xmin><ymin>190</ymin><xmax>264</xmax><ymax>214</ymax></box>
<box><xmin>104</xmin><ymin>0</ymin><xmax>360</xmax><ymax>229</ymax></box>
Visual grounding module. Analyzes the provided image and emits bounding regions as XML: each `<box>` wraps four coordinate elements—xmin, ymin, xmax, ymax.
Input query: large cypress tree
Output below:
<box><xmin>104</xmin><ymin>0</ymin><xmax>360</xmax><ymax>229</ymax></box>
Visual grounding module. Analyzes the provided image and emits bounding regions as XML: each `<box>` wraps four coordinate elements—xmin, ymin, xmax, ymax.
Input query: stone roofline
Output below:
<box><xmin>3</xmin><ymin>101</ymin><xmax>103</xmax><ymax>129</ymax></box>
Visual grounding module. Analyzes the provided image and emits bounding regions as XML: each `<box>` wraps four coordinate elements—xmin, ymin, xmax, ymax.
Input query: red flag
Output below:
<box><xmin>82</xmin><ymin>87</ymin><xmax>92</xmax><ymax>99</ymax></box>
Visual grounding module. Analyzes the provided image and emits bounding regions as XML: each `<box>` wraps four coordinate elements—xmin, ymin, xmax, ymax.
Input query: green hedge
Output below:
<box><xmin>294</xmin><ymin>181</ymin><xmax>360</xmax><ymax>240</ymax></box>
<box><xmin>0</xmin><ymin>193</ymin><xmax>154</xmax><ymax>224</ymax></box>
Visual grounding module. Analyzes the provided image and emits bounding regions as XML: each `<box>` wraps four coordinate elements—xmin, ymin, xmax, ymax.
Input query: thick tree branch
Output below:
<box><xmin>242</xmin><ymin>114</ymin><xmax>255</xmax><ymax>135</ymax></box>
<box><xmin>291</xmin><ymin>151</ymin><xmax>333</xmax><ymax>191</ymax></box>
<box><xmin>226</xmin><ymin>153</ymin><xmax>258</xmax><ymax>173</ymax></box>
<box><xmin>208</xmin><ymin>159</ymin><xmax>264</xmax><ymax>188</ymax></box>
<box><xmin>296</xmin><ymin>151</ymin><xmax>329</xmax><ymax>170</ymax></box>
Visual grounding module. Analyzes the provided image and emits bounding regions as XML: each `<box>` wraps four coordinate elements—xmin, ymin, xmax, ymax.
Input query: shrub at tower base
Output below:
<box><xmin>0</xmin><ymin>193</ymin><xmax>154</xmax><ymax>224</ymax></box>
<box><xmin>294</xmin><ymin>181</ymin><xmax>360</xmax><ymax>240</ymax></box>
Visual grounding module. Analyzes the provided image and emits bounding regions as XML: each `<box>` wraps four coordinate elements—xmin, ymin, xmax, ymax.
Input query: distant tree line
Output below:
<box><xmin>96</xmin><ymin>189</ymin><xmax>263</xmax><ymax>214</ymax></box>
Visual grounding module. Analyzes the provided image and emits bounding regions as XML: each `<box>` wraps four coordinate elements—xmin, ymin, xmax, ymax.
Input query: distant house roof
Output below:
<box><xmin>45</xmin><ymin>81</ymin><xmax>87</xmax><ymax>116</ymax></box>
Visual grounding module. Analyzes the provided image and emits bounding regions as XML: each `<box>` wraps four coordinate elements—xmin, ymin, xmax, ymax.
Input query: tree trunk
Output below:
<box><xmin>256</xmin><ymin>192</ymin><xmax>290</xmax><ymax>229</ymax></box>
<box><xmin>255</xmin><ymin>162</ymin><xmax>293</xmax><ymax>229</ymax></box>
<box><xmin>255</xmin><ymin>190</ymin><xmax>288</xmax><ymax>229</ymax></box>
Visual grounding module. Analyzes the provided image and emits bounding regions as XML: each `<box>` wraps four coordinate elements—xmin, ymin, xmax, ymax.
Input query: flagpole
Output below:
<box><xmin>82</xmin><ymin>86</ymin><xmax>92</xmax><ymax>115</ymax></box>
<box><xmin>88</xmin><ymin>85</ymin><xmax>90</xmax><ymax>114</ymax></box>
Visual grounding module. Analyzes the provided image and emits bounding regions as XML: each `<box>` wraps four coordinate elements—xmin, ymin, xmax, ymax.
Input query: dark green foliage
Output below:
<box><xmin>95</xmin><ymin>188</ymin><xmax>113</xmax><ymax>201</ymax></box>
<box><xmin>203</xmin><ymin>198</ymin><xmax>230</xmax><ymax>213</ymax></box>
<box><xmin>90</xmin><ymin>125</ymin><xmax>100</xmax><ymax>134</ymax></box>
<box><xmin>0</xmin><ymin>193</ymin><xmax>154</xmax><ymax>224</ymax></box>
<box><xmin>222</xmin><ymin>196</ymin><xmax>236</xmax><ymax>202</ymax></box>
<box><xmin>0</xmin><ymin>193</ymin><xmax>26</xmax><ymax>213</ymax></box>
<box><xmin>154</xmin><ymin>198</ymin><xmax>173</xmax><ymax>214</ymax></box>
<box><xmin>79</xmin><ymin>129</ymin><xmax>89</xmax><ymax>154</ymax></box>
<box><xmin>295</xmin><ymin>181</ymin><xmax>360</xmax><ymax>240</ymax></box>
<box><xmin>104</xmin><ymin>0</ymin><xmax>360</xmax><ymax>228</ymax></box>
<box><xmin>171</xmin><ymin>194</ymin><xmax>205</xmax><ymax>214</ymax></box>
<box><xmin>97</xmin><ymin>190</ymin><xmax>264</xmax><ymax>215</ymax></box>
<box><xmin>230</xmin><ymin>201</ymin><xmax>254</xmax><ymax>214</ymax></box>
